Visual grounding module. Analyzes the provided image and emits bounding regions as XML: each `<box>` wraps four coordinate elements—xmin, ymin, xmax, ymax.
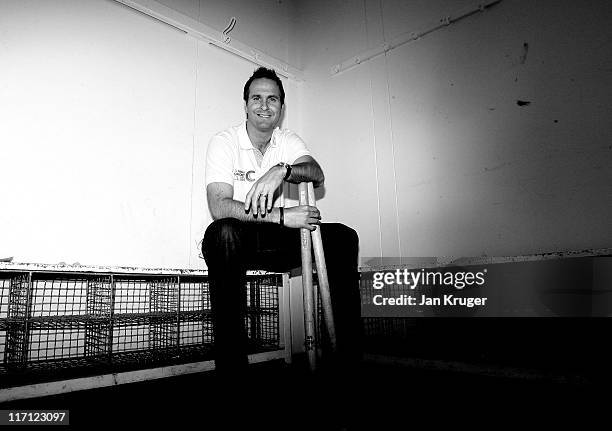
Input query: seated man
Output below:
<box><xmin>202</xmin><ymin>67</ymin><xmax>361</xmax><ymax>374</ymax></box>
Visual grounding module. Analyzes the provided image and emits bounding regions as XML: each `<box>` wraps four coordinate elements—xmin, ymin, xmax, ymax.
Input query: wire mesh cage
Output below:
<box><xmin>0</xmin><ymin>327</ymin><xmax>5</xmax><ymax>366</ymax></box>
<box><xmin>28</xmin><ymin>320</ymin><xmax>85</xmax><ymax>362</ymax></box>
<box><xmin>0</xmin><ymin>269</ymin><xmax>284</xmax><ymax>387</ymax></box>
<box><xmin>0</xmin><ymin>275</ymin><xmax>11</xmax><ymax>319</ymax></box>
<box><xmin>246</xmin><ymin>275</ymin><xmax>281</xmax><ymax>350</ymax></box>
<box><xmin>0</xmin><ymin>274</ymin><xmax>12</xmax><ymax>366</ymax></box>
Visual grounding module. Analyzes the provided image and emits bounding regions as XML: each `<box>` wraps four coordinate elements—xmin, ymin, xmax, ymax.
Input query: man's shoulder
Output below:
<box><xmin>212</xmin><ymin>123</ymin><xmax>241</xmax><ymax>142</ymax></box>
<box><xmin>273</xmin><ymin>127</ymin><xmax>303</xmax><ymax>143</ymax></box>
<box><xmin>209</xmin><ymin>124</ymin><xmax>243</xmax><ymax>154</ymax></box>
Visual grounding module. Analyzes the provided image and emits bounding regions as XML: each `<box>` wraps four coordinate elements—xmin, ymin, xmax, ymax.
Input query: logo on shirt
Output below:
<box><xmin>233</xmin><ymin>169</ymin><xmax>256</xmax><ymax>182</ymax></box>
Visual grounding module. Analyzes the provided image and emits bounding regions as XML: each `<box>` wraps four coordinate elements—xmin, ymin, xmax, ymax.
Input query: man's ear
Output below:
<box><xmin>244</xmin><ymin>101</ymin><xmax>248</xmax><ymax>119</ymax></box>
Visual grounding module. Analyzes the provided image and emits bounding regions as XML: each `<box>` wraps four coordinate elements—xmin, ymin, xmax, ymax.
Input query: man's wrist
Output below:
<box><xmin>276</xmin><ymin>162</ymin><xmax>292</xmax><ymax>181</ymax></box>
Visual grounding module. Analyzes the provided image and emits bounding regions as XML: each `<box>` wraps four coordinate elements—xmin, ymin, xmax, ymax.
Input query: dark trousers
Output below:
<box><xmin>202</xmin><ymin>217</ymin><xmax>361</xmax><ymax>372</ymax></box>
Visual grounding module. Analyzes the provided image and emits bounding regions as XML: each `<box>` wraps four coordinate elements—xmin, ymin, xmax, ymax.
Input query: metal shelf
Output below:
<box><xmin>0</xmin><ymin>268</ymin><xmax>284</xmax><ymax>389</ymax></box>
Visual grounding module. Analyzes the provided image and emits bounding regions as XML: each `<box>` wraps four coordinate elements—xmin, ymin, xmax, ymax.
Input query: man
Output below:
<box><xmin>202</xmin><ymin>67</ymin><xmax>360</xmax><ymax>374</ymax></box>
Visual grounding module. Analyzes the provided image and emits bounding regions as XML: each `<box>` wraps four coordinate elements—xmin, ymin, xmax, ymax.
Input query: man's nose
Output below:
<box><xmin>260</xmin><ymin>100</ymin><xmax>269</xmax><ymax>110</ymax></box>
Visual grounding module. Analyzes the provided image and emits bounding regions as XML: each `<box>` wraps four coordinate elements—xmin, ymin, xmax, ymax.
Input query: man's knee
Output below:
<box><xmin>202</xmin><ymin>218</ymin><xmax>243</xmax><ymax>259</ymax></box>
<box><xmin>205</xmin><ymin>217</ymin><xmax>242</xmax><ymax>240</ymax></box>
<box><xmin>323</xmin><ymin>223</ymin><xmax>359</xmax><ymax>251</ymax></box>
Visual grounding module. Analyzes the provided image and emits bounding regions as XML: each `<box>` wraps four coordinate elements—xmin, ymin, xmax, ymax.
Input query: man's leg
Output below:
<box><xmin>318</xmin><ymin>223</ymin><xmax>362</xmax><ymax>364</ymax></box>
<box><xmin>202</xmin><ymin>218</ymin><xmax>251</xmax><ymax>373</ymax></box>
<box><xmin>262</xmin><ymin>222</ymin><xmax>361</xmax><ymax>364</ymax></box>
<box><xmin>242</xmin><ymin>221</ymin><xmax>361</xmax><ymax>364</ymax></box>
<box><xmin>202</xmin><ymin>218</ymin><xmax>361</xmax><ymax>372</ymax></box>
<box><xmin>202</xmin><ymin>218</ymin><xmax>300</xmax><ymax>373</ymax></box>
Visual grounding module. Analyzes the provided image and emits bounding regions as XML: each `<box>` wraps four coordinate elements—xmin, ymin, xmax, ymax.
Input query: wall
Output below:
<box><xmin>0</xmin><ymin>0</ymin><xmax>296</xmax><ymax>268</ymax></box>
<box><xmin>1</xmin><ymin>0</ymin><xmax>610</xmax><ymax>268</ymax></box>
<box><xmin>156</xmin><ymin>0</ymin><xmax>294</xmax><ymax>66</ymax></box>
<box><xmin>293</xmin><ymin>0</ymin><xmax>612</xmax><ymax>262</ymax></box>
<box><xmin>1</xmin><ymin>0</ymin><xmax>193</xmax><ymax>267</ymax></box>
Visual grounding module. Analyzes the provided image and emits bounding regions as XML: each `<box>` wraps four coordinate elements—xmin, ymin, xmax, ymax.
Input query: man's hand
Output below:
<box><xmin>284</xmin><ymin>205</ymin><xmax>321</xmax><ymax>231</ymax></box>
<box><xmin>244</xmin><ymin>165</ymin><xmax>285</xmax><ymax>216</ymax></box>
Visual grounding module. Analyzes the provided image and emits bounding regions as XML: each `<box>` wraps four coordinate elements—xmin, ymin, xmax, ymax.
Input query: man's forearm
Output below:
<box><xmin>212</xmin><ymin>197</ymin><xmax>281</xmax><ymax>223</ymax></box>
<box><xmin>287</xmin><ymin>161</ymin><xmax>324</xmax><ymax>187</ymax></box>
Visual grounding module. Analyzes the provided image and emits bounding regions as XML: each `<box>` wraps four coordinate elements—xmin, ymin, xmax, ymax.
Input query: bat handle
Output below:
<box><xmin>307</xmin><ymin>182</ymin><xmax>337</xmax><ymax>352</ymax></box>
<box><xmin>299</xmin><ymin>182</ymin><xmax>316</xmax><ymax>370</ymax></box>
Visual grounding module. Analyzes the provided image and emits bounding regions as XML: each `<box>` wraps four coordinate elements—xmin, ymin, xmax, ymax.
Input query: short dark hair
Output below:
<box><xmin>243</xmin><ymin>67</ymin><xmax>285</xmax><ymax>106</ymax></box>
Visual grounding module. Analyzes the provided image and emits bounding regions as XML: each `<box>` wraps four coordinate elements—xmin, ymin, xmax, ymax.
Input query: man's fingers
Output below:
<box><xmin>267</xmin><ymin>191</ymin><xmax>274</xmax><ymax>212</ymax></box>
<box><xmin>308</xmin><ymin>207</ymin><xmax>321</xmax><ymax>220</ymax></box>
<box><xmin>245</xmin><ymin>187</ymin><xmax>257</xmax><ymax>212</ymax></box>
<box><xmin>244</xmin><ymin>190</ymin><xmax>252</xmax><ymax>212</ymax></box>
<box><xmin>308</xmin><ymin>216</ymin><xmax>320</xmax><ymax>225</ymax></box>
<box><xmin>259</xmin><ymin>193</ymin><xmax>267</xmax><ymax>217</ymax></box>
<box><xmin>248</xmin><ymin>193</ymin><xmax>256</xmax><ymax>215</ymax></box>
<box><xmin>252</xmin><ymin>193</ymin><xmax>261</xmax><ymax>215</ymax></box>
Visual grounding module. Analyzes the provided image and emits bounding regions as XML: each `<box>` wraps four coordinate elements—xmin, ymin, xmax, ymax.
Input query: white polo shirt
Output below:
<box><xmin>205</xmin><ymin>122</ymin><xmax>311</xmax><ymax>204</ymax></box>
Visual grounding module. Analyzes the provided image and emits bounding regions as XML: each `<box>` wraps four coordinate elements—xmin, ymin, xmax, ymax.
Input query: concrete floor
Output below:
<box><xmin>0</xmin><ymin>357</ymin><xmax>604</xmax><ymax>429</ymax></box>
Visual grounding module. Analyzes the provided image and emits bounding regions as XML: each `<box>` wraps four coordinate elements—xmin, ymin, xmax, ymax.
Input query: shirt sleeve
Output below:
<box><xmin>205</xmin><ymin>134</ymin><xmax>234</xmax><ymax>187</ymax></box>
<box><xmin>282</xmin><ymin>130</ymin><xmax>311</xmax><ymax>164</ymax></box>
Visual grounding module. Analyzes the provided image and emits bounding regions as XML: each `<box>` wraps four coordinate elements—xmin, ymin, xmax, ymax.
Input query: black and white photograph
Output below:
<box><xmin>1</xmin><ymin>0</ymin><xmax>611</xmax><ymax>428</ymax></box>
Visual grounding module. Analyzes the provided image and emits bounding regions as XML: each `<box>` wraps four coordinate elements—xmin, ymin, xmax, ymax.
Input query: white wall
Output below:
<box><xmin>157</xmin><ymin>0</ymin><xmax>294</xmax><ymax>65</ymax></box>
<box><xmin>293</xmin><ymin>0</ymin><xmax>612</xmax><ymax>262</ymax></box>
<box><xmin>0</xmin><ymin>0</ymin><xmax>195</xmax><ymax>267</ymax></box>
<box><xmin>0</xmin><ymin>0</ymin><xmax>296</xmax><ymax>268</ymax></box>
<box><xmin>2</xmin><ymin>0</ymin><xmax>610</xmax><ymax>268</ymax></box>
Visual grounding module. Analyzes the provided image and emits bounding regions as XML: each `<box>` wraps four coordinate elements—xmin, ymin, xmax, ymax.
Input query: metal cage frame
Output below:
<box><xmin>0</xmin><ymin>264</ymin><xmax>292</xmax><ymax>398</ymax></box>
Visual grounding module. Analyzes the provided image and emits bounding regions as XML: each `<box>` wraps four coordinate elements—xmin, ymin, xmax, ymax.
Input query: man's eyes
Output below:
<box><xmin>251</xmin><ymin>96</ymin><xmax>279</xmax><ymax>103</ymax></box>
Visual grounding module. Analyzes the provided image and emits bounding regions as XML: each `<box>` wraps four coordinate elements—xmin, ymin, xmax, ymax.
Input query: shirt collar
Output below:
<box><xmin>239</xmin><ymin>122</ymin><xmax>279</xmax><ymax>150</ymax></box>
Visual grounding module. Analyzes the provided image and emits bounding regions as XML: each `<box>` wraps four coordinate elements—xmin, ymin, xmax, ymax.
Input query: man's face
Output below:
<box><xmin>245</xmin><ymin>78</ymin><xmax>283</xmax><ymax>133</ymax></box>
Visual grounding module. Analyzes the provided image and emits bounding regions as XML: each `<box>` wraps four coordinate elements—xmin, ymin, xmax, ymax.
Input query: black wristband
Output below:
<box><xmin>279</xmin><ymin>207</ymin><xmax>284</xmax><ymax>227</ymax></box>
<box><xmin>284</xmin><ymin>164</ymin><xmax>292</xmax><ymax>181</ymax></box>
<box><xmin>277</xmin><ymin>162</ymin><xmax>292</xmax><ymax>181</ymax></box>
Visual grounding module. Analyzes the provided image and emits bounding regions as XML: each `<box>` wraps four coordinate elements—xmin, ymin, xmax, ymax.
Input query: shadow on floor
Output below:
<box><xmin>0</xmin><ymin>357</ymin><xmax>605</xmax><ymax>430</ymax></box>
